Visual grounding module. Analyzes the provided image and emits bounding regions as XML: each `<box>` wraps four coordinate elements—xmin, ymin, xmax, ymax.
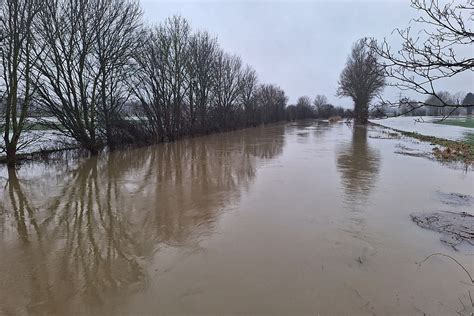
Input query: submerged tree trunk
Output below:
<box><xmin>87</xmin><ymin>144</ymin><xmax>99</xmax><ymax>156</ymax></box>
<box><xmin>6</xmin><ymin>144</ymin><xmax>18</xmax><ymax>169</ymax></box>
<box><xmin>354</xmin><ymin>101</ymin><xmax>369</xmax><ymax>125</ymax></box>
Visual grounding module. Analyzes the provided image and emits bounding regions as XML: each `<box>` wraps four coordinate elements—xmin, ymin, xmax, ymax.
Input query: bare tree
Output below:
<box><xmin>95</xmin><ymin>0</ymin><xmax>142</xmax><ymax>148</ymax></box>
<box><xmin>240</xmin><ymin>65</ymin><xmax>258</xmax><ymax>127</ymax></box>
<box><xmin>34</xmin><ymin>0</ymin><xmax>141</xmax><ymax>154</ymax></box>
<box><xmin>186</xmin><ymin>31</ymin><xmax>219</xmax><ymax>133</ymax></box>
<box><xmin>0</xmin><ymin>3</ymin><xmax>292</xmax><ymax>160</ymax></box>
<box><xmin>34</xmin><ymin>0</ymin><xmax>104</xmax><ymax>154</ymax></box>
<box><xmin>131</xmin><ymin>27</ymin><xmax>165</xmax><ymax>140</ymax></box>
<box><xmin>161</xmin><ymin>15</ymin><xmax>190</xmax><ymax>139</ymax></box>
<box><xmin>254</xmin><ymin>84</ymin><xmax>287</xmax><ymax>124</ymax></box>
<box><xmin>424</xmin><ymin>91</ymin><xmax>460</xmax><ymax>117</ymax></box>
<box><xmin>370</xmin><ymin>0</ymin><xmax>473</xmax><ymax>111</ymax></box>
<box><xmin>0</xmin><ymin>0</ymin><xmax>41</xmax><ymax>167</ymax></box>
<box><xmin>313</xmin><ymin>94</ymin><xmax>327</xmax><ymax>109</ymax></box>
<box><xmin>295</xmin><ymin>96</ymin><xmax>314</xmax><ymax>120</ymax></box>
<box><xmin>133</xmin><ymin>16</ymin><xmax>190</xmax><ymax>141</ymax></box>
<box><xmin>212</xmin><ymin>51</ymin><xmax>243</xmax><ymax>129</ymax></box>
<box><xmin>313</xmin><ymin>94</ymin><xmax>329</xmax><ymax>118</ymax></box>
<box><xmin>337</xmin><ymin>39</ymin><xmax>385</xmax><ymax>124</ymax></box>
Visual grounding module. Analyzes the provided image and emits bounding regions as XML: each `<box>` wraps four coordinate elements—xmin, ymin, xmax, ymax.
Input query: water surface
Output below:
<box><xmin>0</xmin><ymin>122</ymin><xmax>473</xmax><ymax>315</ymax></box>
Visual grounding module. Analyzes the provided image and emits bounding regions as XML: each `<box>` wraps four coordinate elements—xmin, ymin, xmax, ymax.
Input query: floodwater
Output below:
<box><xmin>373</xmin><ymin>116</ymin><xmax>474</xmax><ymax>142</ymax></box>
<box><xmin>0</xmin><ymin>121</ymin><xmax>473</xmax><ymax>315</ymax></box>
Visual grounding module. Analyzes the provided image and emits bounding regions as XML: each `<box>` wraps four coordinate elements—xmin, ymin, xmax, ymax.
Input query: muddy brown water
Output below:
<box><xmin>0</xmin><ymin>121</ymin><xmax>473</xmax><ymax>315</ymax></box>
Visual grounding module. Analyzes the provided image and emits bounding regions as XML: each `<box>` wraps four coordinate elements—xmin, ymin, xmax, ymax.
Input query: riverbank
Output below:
<box><xmin>0</xmin><ymin>121</ymin><xmax>290</xmax><ymax>166</ymax></box>
<box><xmin>371</xmin><ymin>122</ymin><xmax>474</xmax><ymax>166</ymax></box>
<box><xmin>3</xmin><ymin>119</ymin><xmax>474</xmax><ymax>167</ymax></box>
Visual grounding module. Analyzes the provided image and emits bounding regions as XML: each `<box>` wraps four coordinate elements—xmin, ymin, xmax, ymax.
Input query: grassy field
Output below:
<box><xmin>0</xmin><ymin>123</ymin><xmax>51</xmax><ymax>134</ymax></box>
<box><xmin>435</xmin><ymin>116</ymin><xmax>474</xmax><ymax>128</ymax></box>
<box><xmin>461</xmin><ymin>132</ymin><xmax>474</xmax><ymax>146</ymax></box>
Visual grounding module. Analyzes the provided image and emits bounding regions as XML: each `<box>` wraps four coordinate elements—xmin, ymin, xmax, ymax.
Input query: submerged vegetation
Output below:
<box><xmin>372</xmin><ymin>123</ymin><xmax>474</xmax><ymax>165</ymax></box>
<box><xmin>436</xmin><ymin>117</ymin><xmax>474</xmax><ymax>129</ymax></box>
<box><xmin>401</xmin><ymin>131</ymin><xmax>474</xmax><ymax>164</ymax></box>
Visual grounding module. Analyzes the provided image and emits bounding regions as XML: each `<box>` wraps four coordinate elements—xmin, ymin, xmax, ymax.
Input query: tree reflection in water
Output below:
<box><xmin>0</xmin><ymin>125</ymin><xmax>285</xmax><ymax>315</ymax></box>
<box><xmin>336</xmin><ymin>126</ymin><xmax>381</xmax><ymax>209</ymax></box>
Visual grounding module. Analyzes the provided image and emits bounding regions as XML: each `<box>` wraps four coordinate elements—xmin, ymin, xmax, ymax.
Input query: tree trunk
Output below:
<box><xmin>86</xmin><ymin>142</ymin><xmax>99</xmax><ymax>156</ymax></box>
<box><xmin>354</xmin><ymin>101</ymin><xmax>369</xmax><ymax>125</ymax></box>
<box><xmin>6</xmin><ymin>143</ymin><xmax>17</xmax><ymax>168</ymax></box>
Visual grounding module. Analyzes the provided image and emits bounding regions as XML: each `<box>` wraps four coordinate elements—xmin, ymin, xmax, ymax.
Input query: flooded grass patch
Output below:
<box><xmin>435</xmin><ymin>117</ymin><xmax>474</xmax><ymax>129</ymax></box>
<box><xmin>411</xmin><ymin>212</ymin><xmax>474</xmax><ymax>250</ymax></box>
<box><xmin>369</xmin><ymin>129</ymin><xmax>401</xmax><ymax>140</ymax></box>
<box><xmin>394</xmin><ymin>144</ymin><xmax>432</xmax><ymax>159</ymax></box>
<box><xmin>371</xmin><ymin>122</ymin><xmax>474</xmax><ymax>165</ymax></box>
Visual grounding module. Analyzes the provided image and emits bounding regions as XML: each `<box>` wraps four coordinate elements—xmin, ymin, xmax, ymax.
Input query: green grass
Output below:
<box><xmin>25</xmin><ymin>123</ymin><xmax>52</xmax><ymax>131</ymax></box>
<box><xmin>0</xmin><ymin>122</ymin><xmax>53</xmax><ymax>133</ymax></box>
<box><xmin>371</xmin><ymin>122</ymin><xmax>474</xmax><ymax>164</ymax></box>
<box><xmin>435</xmin><ymin>117</ymin><xmax>474</xmax><ymax>128</ymax></box>
<box><xmin>462</xmin><ymin>132</ymin><xmax>474</xmax><ymax>146</ymax></box>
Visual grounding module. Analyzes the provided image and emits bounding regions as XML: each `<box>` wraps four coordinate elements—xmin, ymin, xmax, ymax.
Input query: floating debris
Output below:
<box><xmin>436</xmin><ymin>192</ymin><xmax>474</xmax><ymax>208</ymax></box>
<box><xmin>411</xmin><ymin>211</ymin><xmax>474</xmax><ymax>249</ymax></box>
<box><xmin>369</xmin><ymin>129</ymin><xmax>401</xmax><ymax>140</ymax></box>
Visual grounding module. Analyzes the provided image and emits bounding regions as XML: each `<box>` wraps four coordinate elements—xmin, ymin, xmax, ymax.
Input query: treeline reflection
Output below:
<box><xmin>0</xmin><ymin>125</ymin><xmax>285</xmax><ymax>315</ymax></box>
<box><xmin>337</xmin><ymin>126</ymin><xmax>381</xmax><ymax>207</ymax></box>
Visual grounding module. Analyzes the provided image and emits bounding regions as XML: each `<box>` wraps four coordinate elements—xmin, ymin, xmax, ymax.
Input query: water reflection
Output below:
<box><xmin>336</xmin><ymin>126</ymin><xmax>381</xmax><ymax>208</ymax></box>
<box><xmin>312</xmin><ymin>121</ymin><xmax>332</xmax><ymax>139</ymax></box>
<box><xmin>0</xmin><ymin>125</ymin><xmax>285</xmax><ymax>315</ymax></box>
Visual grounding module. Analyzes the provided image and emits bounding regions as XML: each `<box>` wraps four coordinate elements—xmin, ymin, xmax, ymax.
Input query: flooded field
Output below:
<box><xmin>374</xmin><ymin>116</ymin><xmax>474</xmax><ymax>143</ymax></box>
<box><xmin>0</xmin><ymin>121</ymin><xmax>473</xmax><ymax>315</ymax></box>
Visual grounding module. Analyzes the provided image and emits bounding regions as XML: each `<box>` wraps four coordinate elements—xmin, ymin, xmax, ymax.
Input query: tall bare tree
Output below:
<box><xmin>34</xmin><ymin>0</ymin><xmax>140</xmax><ymax>154</ymax></box>
<box><xmin>240</xmin><ymin>65</ymin><xmax>258</xmax><ymax>127</ymax></box>
<box><xmin>313</xmin><ymin>94</ymin><xmax>328</xmax><ymax>118</ymax></box>
<box><xmin>0</xmin><ymin>0</ymin><xmax>41</xmax><ymax>167</ymax></box>
<box><xmin>212</xmin><ymin>51</ymin><xmax>243</xmax><ymax>129</ymax></box>
<box><xmin>337</xmin><ymin>39</ymin><xmax>385</xmax><ymax>124</ymax></box>
<box><xmin>34</xmin><ymin>0</ymin><xmax>102</xmax><ymax>153</ymax></box>
<box><xmin>254</xmin><ymin>84</ymin><xmax>287</xmax><ymax>123</ymax></box>
<box><xmin>186</xmin><ymin>31</ymin><xmax>219</xmax><ymax>133</ymax></box>
<box><xmin>294</xmin><ymin>96</ymin><xmax>314</xmax><ymax>120</ymax></box>
<box><xmin>370</xmin><ymin>0</ymin><xmax>473</xmax><ymax>111</ymax></box>
<box><xmin>133</xmin><ymin>16</ymin><xmax>190</xmax><ymax>141</ymax></box>
<box><xmin>95</xmin><ymin>0</ymin><xmax>142</xmax><ymax>148</ymax></box>
<box><xmin>313</xmin><ymin>94</ymin><xmax>327</xmax><ymax>109</ymax></box>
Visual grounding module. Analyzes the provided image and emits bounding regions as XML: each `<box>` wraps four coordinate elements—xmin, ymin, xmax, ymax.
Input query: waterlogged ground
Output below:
<box><xmin>373</xmin><ymin>116</ymin><xmax>474</xmax><ymax>143</ymax></box>
<box><xmin>0</xmin><ymin>121</ymin><xmax>473</xmax><ymax>315</ymax></box>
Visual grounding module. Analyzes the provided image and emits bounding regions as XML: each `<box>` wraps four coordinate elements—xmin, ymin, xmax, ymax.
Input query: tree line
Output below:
<box><xmin>2</xmin><ymin>0</ymin><xmax>472</xmax><ymax>167</ymax></box>
<box><xmin>372</xmin><ymin>92</ymin><xmax>474</xmax><ymax>118</ymax></box>
<box><xmin>0</xmin><ymin>0</ymin><xmax>297</xmax><ymax>167</ymax></box>
<box><xmin>286</xmin><ymin>94</ymin><xmax>353</xmax><ymax>121</ymax></box>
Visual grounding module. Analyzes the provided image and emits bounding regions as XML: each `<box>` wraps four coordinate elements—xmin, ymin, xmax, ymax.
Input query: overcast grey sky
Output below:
<box><xmin>140</xmin><ymin>0</ymin><xmax>473</xmax><ymax>107</ymax></box>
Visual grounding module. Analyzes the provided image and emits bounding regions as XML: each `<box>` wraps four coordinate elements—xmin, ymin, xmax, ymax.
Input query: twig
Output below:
<box><xmin>418</xmin><ymin>253</ymin><xmax>474</xmax><ymax>285</ymax></box>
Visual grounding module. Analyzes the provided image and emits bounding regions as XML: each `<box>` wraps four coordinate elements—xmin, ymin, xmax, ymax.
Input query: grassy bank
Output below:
<box><xmin>371</xmin><ymin>123</ymin><xmax>474</xmax><ymax>165</ymax></box>
<box><xmin>0</xmin><ymin>146</ymin><xmax>81</xmax><ymax>165</ymax></box>
<box><xmin>435</xmin><ymin>117</ymin><xmax>474</xmax><ymax>129</ymax></box>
